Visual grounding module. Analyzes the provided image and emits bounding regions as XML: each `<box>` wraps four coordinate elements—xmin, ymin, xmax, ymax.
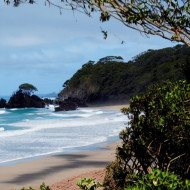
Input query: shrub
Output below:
<box><xmin>125</xmin><ymin>169</ymin><xmax>190</xmax><ymax>190</ymax></box>
<box><xmin>19</xmin><ymin>182</ymin><xmax>50</xmax><ymax>190</ymax></box>
<box><xmin>77</xmin><ymin>177</ymin><xmax>102</xmax><ymax>190</ymax></box>
<box><xmin>104</xmin><ymin>80</ymin><xmax>190</xmax><ymax>190</ymax></box>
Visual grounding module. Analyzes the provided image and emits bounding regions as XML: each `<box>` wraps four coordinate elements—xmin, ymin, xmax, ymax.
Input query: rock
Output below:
<box><xmin>55</xmin><ymin>97</ymin><xmax>87</xmax><ymax>112</ymax></box>
<box><xmin>0</xmin><ymin>98</ymin><xmax>7</xmax><ymax>108</ymax></box>
<box><xmin>6</xmin><ymin>90</ymin><xmax>45</xmax><ymax>108</ymax></box>
<box><xmin>43</xmin><ymin>98</ymin><xmax>54</xmax><ymax>105</ymax></box>
<box><xmin>30</xmin><ymin>95</ymin><xmax>46</xmax><ymax>108</ymax></box>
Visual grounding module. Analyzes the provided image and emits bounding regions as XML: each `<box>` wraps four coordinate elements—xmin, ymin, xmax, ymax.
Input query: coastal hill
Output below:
<box><xmin>58</xmin><ymin>44</ymin><xmax>190</xmax><ymax>104</ymax></box>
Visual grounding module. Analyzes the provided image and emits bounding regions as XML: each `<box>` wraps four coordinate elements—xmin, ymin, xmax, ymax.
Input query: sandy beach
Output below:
<box><xmin>88</xmin><ymin>103</ymin><xmax>129</xmax><ymax>110</ymax></box>
<box><xmin>0</xmin><ymin>141</ymin><xmax>120</xmax><ymax>190</ymax></box>
<box><xmin>0</xmin><ymin>105</ymin><xmax>127</xmax><ymax>190</ymax></box>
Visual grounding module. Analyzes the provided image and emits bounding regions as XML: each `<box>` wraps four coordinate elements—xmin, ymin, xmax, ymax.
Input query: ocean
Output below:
<box><xmin>0</xmin><ymin>107</ymin><xmax>128</xmax><ymax>166</ymax></box>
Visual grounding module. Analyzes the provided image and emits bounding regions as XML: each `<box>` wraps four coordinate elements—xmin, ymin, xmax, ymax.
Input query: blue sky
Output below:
<box><xmin>0</xmin><ymin>1</ymin><xmax>178</xmax><ymax>96</ymax></box>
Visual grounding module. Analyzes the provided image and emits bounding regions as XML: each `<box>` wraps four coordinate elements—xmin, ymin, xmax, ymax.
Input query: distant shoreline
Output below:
<box><xmin>87</xmin><ymin>102</ymin><xmax>129</xmax><ymax>110</ymax></box>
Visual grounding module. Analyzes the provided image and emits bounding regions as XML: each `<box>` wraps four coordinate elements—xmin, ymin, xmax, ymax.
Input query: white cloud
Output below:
<box><xmin>0</xmin><ymin>1</ymin><xmax>177</xmax><ymax>95</ymax></box>
<box><xmin>0</xmin><ymin>35</ymin><xmax>46</xmax><ymax>47</ymax></box>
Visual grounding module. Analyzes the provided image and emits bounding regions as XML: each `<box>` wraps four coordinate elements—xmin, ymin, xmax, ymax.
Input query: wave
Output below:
<box><xmin>0</xmin><ymin>108</ymin><xmax>128</xmax><ymax>165</ymax></box>
<box><xmin>0</xmin><ymin>127</ymin><xmax>4</xmax><ymax>131</ymax></box>
<box><xmin>9</xmin><ymin>108</ymin><xmax>19</xmax><ymax>111</ymax></box>
<box><xmin>45</xmin><ymin>104</ymin><xmax>55</xmax><ymax>111</ymax></box>
<box><xmin>0</xmin><ymin>149</ymin><xmax>63</xmax><ymax>165</ymax></box>
<box><xmin>27</xmin><ymin>113</ymin><xmax>35</xmax><ymax>116</ymax></box>
<box><xmin>51</xmin><ymin>110</ymin><xmax>104</xmax><ymax>118</ymax></box>
<box><xmin>79</xmin><ymin>109</ymin><xmax>97</xmax><ymax>113</ymax></box>
<box><xmin>0</xmin><ymin>136</ymin><xmax>108</xmax><ymax>165</ymax></box>
<box><xmin>0</xmin><ymin>114</ymin><xmax>127</xmax><ymax>138</ymax></box>
<box><xmin>0</xmin><ymin>110</ymin><xmax>7</xmax><ymax>114</ymax></box>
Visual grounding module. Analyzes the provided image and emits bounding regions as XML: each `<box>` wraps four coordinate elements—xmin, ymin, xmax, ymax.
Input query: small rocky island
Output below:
<box><xmin>6</xmin><ymin>90</ymin><xmax>45</xmax><ymax>108</ymax></box>
<box><xmin>0</xmin><ymin>83</ymin><xmax>86</xmax><ymax>111</ymax></box>
<box><xmin>1</xmin><ymin>83</ymin><xmax>45</xmax><ymax>109</ymax></box>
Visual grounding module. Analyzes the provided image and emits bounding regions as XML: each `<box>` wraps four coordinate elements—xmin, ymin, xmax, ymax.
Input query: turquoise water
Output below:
<box><xmin>0</xmin><ymin>107</ymin><xmax>128</xmax><ymax>165</ymax></box>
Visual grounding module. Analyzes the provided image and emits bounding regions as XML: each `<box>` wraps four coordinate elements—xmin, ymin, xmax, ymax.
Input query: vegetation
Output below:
<box><xmin>18</xmin><ymin>182</ymin><xmax>50</xmax><ymax>190</ymax></box>
<box><xmin>59</xmin><ymin>44</ymin><xmax>190</xmax><ymax>102</ymax></box>
<box><xmin>103</xmin><ymin>80</ymin><xmax>190</xmax><ymax>189</ymax></box>
<box><xmin>4</xmin><ymin>1</ymin><xmax>190</xmax><ymax>46</ymax></box>
<box><xmin>125</xmin><ymin>169</ymin><xmax>190</xmax><ymax>190</ymax></box>
<box><xmin>19</xmin><ymin>83</ymin><xmax>38</xmax><ymax>96</ymax></box>
<box><xmin>77</xmin><ymin>177</ymin><xmax>102</xmax><ymax>190</ymax></box>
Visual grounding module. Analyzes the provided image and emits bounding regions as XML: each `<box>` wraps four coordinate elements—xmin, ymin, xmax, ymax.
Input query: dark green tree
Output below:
<box><xmin>19</xmin><ymin>83</ymin><xmax>38</xmax><ymax>96</ymax></box>
<box><xmin>104</xmin><ymin>80</ymin><xmax>190</xmax><ymax>189</ymax></box>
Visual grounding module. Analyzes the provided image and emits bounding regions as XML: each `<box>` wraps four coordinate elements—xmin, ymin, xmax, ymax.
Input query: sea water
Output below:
<box><xmin>0</xmin><ymin>107</ymin><xmax>128</xmax><ymax>165</ymax></box>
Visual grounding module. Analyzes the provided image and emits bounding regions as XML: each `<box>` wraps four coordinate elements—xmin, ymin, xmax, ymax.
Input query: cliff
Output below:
<box><xmin>59</xmin><ymin>45</ymin><xmax>190</xmax><ymax>104</ymax></box>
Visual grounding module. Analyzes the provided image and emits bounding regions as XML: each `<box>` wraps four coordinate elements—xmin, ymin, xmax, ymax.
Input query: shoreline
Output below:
<box><xmin>0</xmin><ymin>104</ymin><xmax>128</xmax><ymax>190</ymax></box>
<box><xmin>0</xmin><ymin>135</ymin><xmax>119</xmax><ymax>167</ymax></box>
<box><xmin>0</xmin><ymin>141</ymin><xmax>121</xmax><ymax>190</ymax></box>
<box><xmin>87</xmin><ymin>103</ymin><xmax>129</xmax><ymax>110</ymax></box>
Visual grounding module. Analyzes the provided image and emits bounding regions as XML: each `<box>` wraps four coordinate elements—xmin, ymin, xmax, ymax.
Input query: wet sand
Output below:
<box><xmin>0</xmin><ymin>142</ymin><xmax>121</xmax><ymax>190</ymax></box>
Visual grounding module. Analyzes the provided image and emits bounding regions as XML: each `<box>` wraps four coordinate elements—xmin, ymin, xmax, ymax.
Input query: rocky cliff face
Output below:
<box><xmin>59</xmin><ymin>81</ymin><xmax>99</xmax><ymax>101</ymax></box>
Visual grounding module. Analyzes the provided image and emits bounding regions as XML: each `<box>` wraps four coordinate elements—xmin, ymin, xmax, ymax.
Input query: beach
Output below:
<box><xmin>0</xmin><ymin>141</ymin><xmax>121</xmax><ymax>190</ymax></box>
<box><xmin>0</xmin><ymin>104</ymin><xmax>128</xmax><ymax>190</ymax></box>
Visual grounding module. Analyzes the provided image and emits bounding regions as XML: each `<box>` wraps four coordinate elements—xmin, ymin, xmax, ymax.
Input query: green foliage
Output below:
<box><xmin>77</xmin><ymin>177</ymin><xmax>102</xmax><ymax>190</ymax></box>
<box><xmin>40</xmin><ymin>182</ymin><xmax>51</xmax><ymax>190</ymax></box>
<box><xmin>104</xmin><ymin>80</ymin><xmax>190</xmax><ymax>190</ymax></box>
<box><xmin>19</xmin><ymin>83</ymin><xmax>38</xmax><ymax>95</ymax></box>
<box><xmin>20</xmin><ymin>187</ymin><xmax>35</xmax><ymax>190</ymax></box>
<box><xmin>125</xmin><ymin>169</ymin><xmax>190</xmax><ymax>190</ymax></box>
<box><xmin>59</xmin><ymin>45</ymin><xmax>189</xmax><ymax>101</ymax></box>
<box><xmin>19</xmin><ymin>182</ymin><xmax>50</xmax><ymax>190</ymax></box>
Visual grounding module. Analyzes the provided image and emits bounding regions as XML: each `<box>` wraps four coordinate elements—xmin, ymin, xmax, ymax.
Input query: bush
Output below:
<box><xmin>125</xmin><ymin>169</ymin><xmax>190</xmax><ymax>190</ymax></box>
<box><xmin>77</xmin><ymin>177</ymin><xmax>102</xmax><ymax>190</ymax></box>
<box><xmin>104</xmin><ymin>81</ymin><xmax>190</xmax><ymax>190</ymax></box>
<box><xmin>19</xmin><ymin>182</ymin><xmax>50</xmax><ymax>190</ymax></box>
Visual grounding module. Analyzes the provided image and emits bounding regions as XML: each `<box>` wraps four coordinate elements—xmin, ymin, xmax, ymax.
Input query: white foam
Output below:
<box><xmin>79</xmin><ymin>109</ymin><xmax>96</xmax><ymax>113</ymax></box>
<box><xmin>10</xmin><ymin>108</ymin><xmax>19</xmax><ymax>111</ymax></box>
<box><xmin>27</xmin><ymin>113</ymin><xmax>35</xmax><ymax>116</ymax></box>
<box><xmin>0</xmin><ymin>115</ymin><xmax>127</xmax><ymax>138</ymax></box>
<box><xmin>46</xmin><ymin>104</ymin><xmax>55</xmax><ymax>111</ymax></box>
<box><xmin>94</xmin><ymin>111</ymin><xmax>103</xmax><ymax>114</ymax></box>
<box><xmin>0</xmin><ymin>149</ymin><xmax>63</xmax><ymax>165</ymax></box>
<box><xmin>0</xmin><ymin>136</ymin><xmax>108</xmax><ymax>165</ymax></box>
<box><xmin>50</xmin><ymin>110</ymin><xmax>103</xmax><ymax>118</ymax></box>
<box><xmin>0</xmin><ymin>110</ymin><xmax>6</xmax><ymax>114</ymax></box>
<box><xmin>0</xmin><ymin>127</ymin><xmax>4</xmax><ymax>131</ymax></box>
<box><xmin>0</xmin><ymin>108</ymin><xmax>128</xmax><ymax>165</ymax></box>
<box><xmin>50</xmin><ymin>112</ymin><xmax>94</xmax><ymax>118</ymax></box>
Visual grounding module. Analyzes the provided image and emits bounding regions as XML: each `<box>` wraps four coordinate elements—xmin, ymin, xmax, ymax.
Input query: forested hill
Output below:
<box><xmin>59</xmin><ymin>44</ymin><xmax>190</xmax><ymax>103</ymax></box>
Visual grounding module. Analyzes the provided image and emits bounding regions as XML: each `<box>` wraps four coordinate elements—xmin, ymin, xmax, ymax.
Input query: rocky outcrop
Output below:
<box><xmin>0</xmin><ymin>98</ymin><xmax>7</xmax><ymax>108</ymax></box>
<box><xmin>43</xmin><ymin>98</ymin><xmax>54</xmax><ymax>105</ymax></box>
<box><xmin>55</xmin><ymin>97</ymin><xmax>87</xmax><ymax>112</ymax></box>
<box><xmin>6</xmin><ymin>90</ymin><xmax>45</xmax><ymax>108</ymax></box>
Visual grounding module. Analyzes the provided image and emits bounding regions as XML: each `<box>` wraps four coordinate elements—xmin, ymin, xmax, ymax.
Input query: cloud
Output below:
<box><xmin>0</xmin><ymin>35</ymin><xmax>46</xmax><ymax>47</ymax></box>
<box><xmin>0</xmin><ymin>1</ymin><xmax>177</xmax><ymax>95</ymax></box>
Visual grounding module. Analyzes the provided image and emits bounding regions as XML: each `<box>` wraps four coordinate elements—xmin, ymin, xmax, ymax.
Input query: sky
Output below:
<box><xmin>0</xmin><ymin>1</ymin><xmax>178</xmax><ymax>96</ymax></box>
